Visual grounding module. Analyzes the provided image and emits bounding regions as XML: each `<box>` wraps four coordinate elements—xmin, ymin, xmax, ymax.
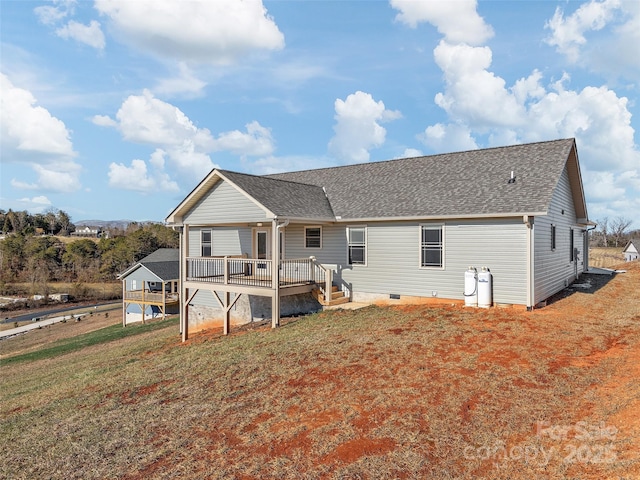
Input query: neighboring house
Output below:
<box><xmin>166</xmin><ymin>138</ymin><xmax>592</xmax><ymax>341</ymax></box>
<box><xmin>72</xmin><ymin>226</ymin><xmax>102</xmax><ymax>238</ymax></box>
<box><xmin>623</xmin><ymin>241</ymin><xmax>639</xmax><ymax>262</ymax></box>
<box><xmin>117</xmin><ymin>248</ymin><xmax>180</xmax><ymax>325</ymax></box>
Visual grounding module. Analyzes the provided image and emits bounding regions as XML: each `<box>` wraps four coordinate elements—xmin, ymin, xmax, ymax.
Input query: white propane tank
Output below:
<box><xmin>463</xmin><ymin>266</ymin><xmax>477</xmax><ymax>307</ymax></box>
<box><xmin>478</xmin><ymin>267</ymin><xmax>493</xmax><ymax>308</ymax></box>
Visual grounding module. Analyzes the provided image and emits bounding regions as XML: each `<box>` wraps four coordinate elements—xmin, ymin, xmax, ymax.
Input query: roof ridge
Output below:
<box><xmin>266</xmin><ymin>138</ymin><xmax>575</xmax><ymax>178</ymax></box>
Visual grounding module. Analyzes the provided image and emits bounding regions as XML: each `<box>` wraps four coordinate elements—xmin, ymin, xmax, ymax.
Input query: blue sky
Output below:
<box><xmin>1</xmin><ymin>0</ymin><xmax>639</xmax><ymax>228</ymax></box>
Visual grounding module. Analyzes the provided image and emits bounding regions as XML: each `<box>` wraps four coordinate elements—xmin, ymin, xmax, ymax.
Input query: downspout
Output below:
<box><xmin>585</xmin><ymin>224</ymin><xmax>597</xmax><ymax>272</ymax></box>
<box><xmin>271</xmin><ymin>218</ymin><xmax>280</xmax><ymax>328</ymax></box>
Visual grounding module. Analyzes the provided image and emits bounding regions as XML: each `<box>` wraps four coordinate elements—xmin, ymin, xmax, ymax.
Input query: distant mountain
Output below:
<box><xmin>75</xmin><ymin>220</ymin><xmax>131</xmax><ymax>229</ymax></box>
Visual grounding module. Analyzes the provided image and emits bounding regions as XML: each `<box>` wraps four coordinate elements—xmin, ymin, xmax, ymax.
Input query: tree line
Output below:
<box><xmin>0</xmin><ymin>210</ymin><xmax>179</xmax><ymax>292</ymax></box>
<box><xmin>591</xmin><ymin>216</ymin><xmax>638</xmax><ymax>248</ymax></box>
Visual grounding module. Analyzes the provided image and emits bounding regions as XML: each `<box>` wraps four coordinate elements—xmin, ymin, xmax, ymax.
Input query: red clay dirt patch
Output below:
<box><xmin>3</xmin><ymin>263</ymin><xmax>640</xmax><ymax>480</ymax></box>
<box><xmin>125</xmin><ymin>266</ymin><xmax>640</xmax><ymax>478</ymax></box>
<box><xmin>322</xmin><ymin>436</ymin><xmax>397</xmax><ymax>464</ymax></box>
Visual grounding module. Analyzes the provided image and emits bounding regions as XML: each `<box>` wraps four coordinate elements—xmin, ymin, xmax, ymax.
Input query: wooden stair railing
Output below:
<box><xmin>309</xmin><ymin>257</ymin><xmax>350</xmax><ymax>306</ymax></box>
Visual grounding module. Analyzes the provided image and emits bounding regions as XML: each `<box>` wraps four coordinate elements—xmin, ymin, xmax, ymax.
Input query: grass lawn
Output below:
<box><xmin>1</xmin><ymin>262</ymin><xmax>639</xmax><ymax>479</ymax></box>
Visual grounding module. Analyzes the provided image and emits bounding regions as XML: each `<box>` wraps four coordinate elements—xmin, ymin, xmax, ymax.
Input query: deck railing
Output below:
<box><xmin>186</xmin><ymin>256</ymin><xmax>329</xmax><ymax>289</ymax></box>
<box><xmin>124</xmin><ymin>291</ymin><xmax>179</xmax><ymax>303</ymax></box>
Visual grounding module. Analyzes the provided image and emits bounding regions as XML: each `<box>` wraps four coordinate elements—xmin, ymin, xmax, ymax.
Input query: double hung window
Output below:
<box><xmin>420</xmin><ymin>225</ymin><xmax>443</xmax><ymax>268</ymax></box>
<box><xmin>305</xmin><ymin>227</ymin><xmax>322</xmax><ymax>248</ymax></box>
<box><xmin>201</xmin><ymin>230</ymin><xmax>212</xmax><ymax>256</ymax></box>
<box><xmin>348</xmin><ymin>227</ymin><xmax>366</xmax><ymax>265</ymax></box>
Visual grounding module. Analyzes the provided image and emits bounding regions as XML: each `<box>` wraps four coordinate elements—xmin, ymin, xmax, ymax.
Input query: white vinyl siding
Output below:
<box><xmin>534</xmin><ymin>166</ymin><xmax>585</xmax><ymax>303</ymax></box>
<box><xmin>188</xmin><ymin>227</ymin><xmax>251</xmax><ymax>257</ymax></box>
<box><xmin>183</xmin><ymin>180</ymin><xmax>268</xmax><ymax>224</ymax></box>
<box><xmin>338</xmin><ymin>220</ymin><xmax>527</xmax><ymax>305</ymax></box>
<box><xmin>286</xmin><ymin>220</ymin><xmax>527</xmax><ymax>305</ymax></box>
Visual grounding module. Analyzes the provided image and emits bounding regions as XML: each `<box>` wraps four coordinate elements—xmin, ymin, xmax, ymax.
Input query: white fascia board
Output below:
<box><xmin>332</xmin><ymin>212</ymin><xmax>548</xmax><ymax>223</ymax></box>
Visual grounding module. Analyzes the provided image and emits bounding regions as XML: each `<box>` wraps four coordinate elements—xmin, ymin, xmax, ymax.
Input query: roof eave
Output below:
<box><xmin>117</xmin><ymin>263</ymin><xmax>162</xmax><ymax>281</ymax></box>
<box><xmin>332</xmin><ymin>212</ymin><xmax>548</xmax><ymax>223</ymax></box>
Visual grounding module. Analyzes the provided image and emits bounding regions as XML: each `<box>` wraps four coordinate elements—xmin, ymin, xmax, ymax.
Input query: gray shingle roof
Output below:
<box><xmin>140</xmin><ymin>248</ymin><xmax>179</xmax><ymax>280</ymax></box>
<box><xmin>266</xmin><ymin>138</ymin><xmax>576</xmax><ymax>219</ymax></box>
<box><xmin>142</xmin><ymin>261</ymin><xmax>179</xmax><ymax>281</ymax></box>
<box><xmin>139</xmin><ymin>248</ymin><xmax>179</xmax><ymax>263</ymax></box>
<box><xmin>219</xmin><ymin>170</ymin><xmax>335</xmax><ymax>219</ymax></box>
<box><xmin>166</xmin><ymin>138</ymin><xmax>584</xmax><ymax>225</ymax></box>
<box><xmin>119</xmin><ymin>248</ymin><xmax>179</xmax><ymax>280</ymax></box>
<box><xmin>269</xmin><ymin>139</ymin><xmax>574</xmax><ymax>219</ymax></box>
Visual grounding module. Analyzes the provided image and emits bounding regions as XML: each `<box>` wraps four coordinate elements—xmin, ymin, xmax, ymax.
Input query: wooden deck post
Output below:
<box><xmin>162</xmin><ymin>281</ymin><xmax>166</xmax><ymax>320</ymax></box>
<box><xmin>122</xmin><ymin>280</ymin><xmax>126</xmax><ymax>327</ymax></box>
<box><xmin>223</xmin><ymin>291</ymin><xmax>230</xmax><ymax>335</ymax></box>
<box><xmin>271</xmin><ymin>219</ymin><xmax>280</xmax><ymax>328</ymax></box>
<box><xmin>181</xmin><ymin>224</ymin><xmax>189</xmax><ymax>342</ymax></box>
<box><xmin>141</xmin><ymin>282</ymin><xmax>145</xmax><ymax>324</ymax></box>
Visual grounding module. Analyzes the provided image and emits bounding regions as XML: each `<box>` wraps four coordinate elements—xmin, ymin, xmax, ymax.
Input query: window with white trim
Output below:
<box><xmin>420</xmin><ymin>225</ymin><xmax>443</xmax><ymax>268</ymax></box>
<box><xmin>304</xmin><ymin>226</ymin><xmax>322</xmax><ymax>248</ymax></box>
<box><xmin>570</xmin><ymin>228</ymin><xmax>575</xmax><ymax>262</ymax></box>
<box><xmin>201</xmin><ymin>230</ymin><xmax>212</xmax><ymax>256</ymax></box>
<box><xmin>348</xmin><ymin>226</ymin><xmax>366</xmax><ymax>265</ymax></box>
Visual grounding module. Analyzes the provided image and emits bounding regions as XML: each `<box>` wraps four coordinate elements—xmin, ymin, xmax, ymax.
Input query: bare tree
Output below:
<box><xmin>595</xmin><ymin>217</ymin><xmax>609</xmax><ymax>247</ymax></box>
<box><xmin>610</xmin><ymin>216</ymin><xmax>632</xmax><ymax>248</ymax></box>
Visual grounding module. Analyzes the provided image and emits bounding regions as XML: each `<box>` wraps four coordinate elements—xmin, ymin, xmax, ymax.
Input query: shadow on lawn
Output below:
<box><xmin>545</xmin><ymin>271</ymin><xmax>617</xmax><ymax>306</ymax></box>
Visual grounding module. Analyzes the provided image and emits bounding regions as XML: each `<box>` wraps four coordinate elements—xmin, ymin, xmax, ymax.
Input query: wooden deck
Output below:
<box><xmin>185</xmin><ymin>256</ymin><xmax>330</xmax><ymax>295</ymax></box>
<box><xmin>124</xmin><ymin>291</ymin><xmax>179</xmax><ymax>305</ymax></box>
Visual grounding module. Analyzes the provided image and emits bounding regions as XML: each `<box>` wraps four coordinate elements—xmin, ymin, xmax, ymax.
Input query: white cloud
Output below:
<box><xmin>108</xmin><ymin>89</ymin><xmax>214</xmax><ymax>147</ymax></box>
<box><xmin>34</xmin><ymin>0</ymin><xmax>76</xmax><ymax>26</ymax></box>
<box><xmin>416</xmin><ymin>38</ymin><xmax>639</xmax><ymax>173</ymax></box>
<box><xmin>95</xmin><ymin>90</ymin><xmax>273</xmax><ymax>182</ymax></box>
<box><xmin>1</xmin><ymin>73</ymin><xmax>82</xmax><ymax>193</ymax></box>
<box><xmin>108</xmin><ymin>152</ymin><xmax>179</xmax><ymax>194</ymax></box>
<box><xmin>91</xmin><ymin>114</ymin><xmax>117</xmax><ymax>127</ymax></box>
<box><xmin>390</xmin><ymin>0</ymin><xmax>493</xmax><ymax>45</ymax></box>
<box><xmin>418</xmin><ymin>123</ymin><xmax>478</xmax><ymax>152</ymax></box>
<box><xmin>401</xmin><ymin>148</ymin><xmax>424</xmax><ymax>158</ymax></box>
<box><xmin>154</xmin><ymin>63</ymin><xmax>207</xmax><ymax>98</ymax></box>
<box><xmin>432</xmin><ymin>41</ymin><xmax>526</xmax><ymax>129</ymax></box>
<box><xmin>94</xmin><ymin>0</ymin><xmax>285</xmax><ymax>65</ymax></box>
<box><xmin>1</xmin><ymin>73</ymin><xmax>75</xmax><ymax>157</ymax></box>
<box><xmin>545</xmin><ymin>0</ymin><xmax>621</xmax><ymax>62</ymax></box>
<box><xmin>215</xmin><ymin>121</ymin><xmax>275</xmax><ymax>157</ymax></box>
<box><xmin>11</xmin><ymin>163</ymin><xmax>82</xmax><ymax>193</ymax></box>
<box><xmin>544</xmin><ymin>0</ymin><xmax>640</xmax><ymax>81</ymax></box>
<box><xmin>328</xmin><ymin>91</ymin><xmax>401</xmax><ymax>163</ymax></box>
<box><xmin>12</xmin><ymin>195</ymin><xmax>53</xmax><ymax>214</ymax></box>
<box><xmin>56</xmin><ymin>20</ymin><xmax>105</xmax><ymax>50</ymax></box>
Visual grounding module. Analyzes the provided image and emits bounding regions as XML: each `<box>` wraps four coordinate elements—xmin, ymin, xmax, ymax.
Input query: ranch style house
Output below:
<box><xmin>165</xmin><ymin>138</ymin><xmax>592</xmax><ymax>341</ymax></box>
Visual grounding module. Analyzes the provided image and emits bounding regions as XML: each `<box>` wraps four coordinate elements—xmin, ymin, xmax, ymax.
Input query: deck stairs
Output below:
<box><xmin>312</xmin><ymin>283</ymin><xmax>351</xmax><ymax>307</ymax></box>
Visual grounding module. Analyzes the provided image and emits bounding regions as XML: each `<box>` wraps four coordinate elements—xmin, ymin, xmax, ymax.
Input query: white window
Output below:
<box><xmin>420</xmin><ymin>225</ymin><xmax>444</xmax><ymax>268</ymax></box>
<box><xmin>348</xmin><ymin>226</ymin><xmax>366</xmax><ymax>266</ymax></box>
<box><xmin>201</xmin><ymin>230</ymin><xmax>212</xmax><ymax>256</ymax></box>
<box><xmin>305</xmin><ymin>226</ymin><xmax>322</xmax><ymax>249</ymax></box>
